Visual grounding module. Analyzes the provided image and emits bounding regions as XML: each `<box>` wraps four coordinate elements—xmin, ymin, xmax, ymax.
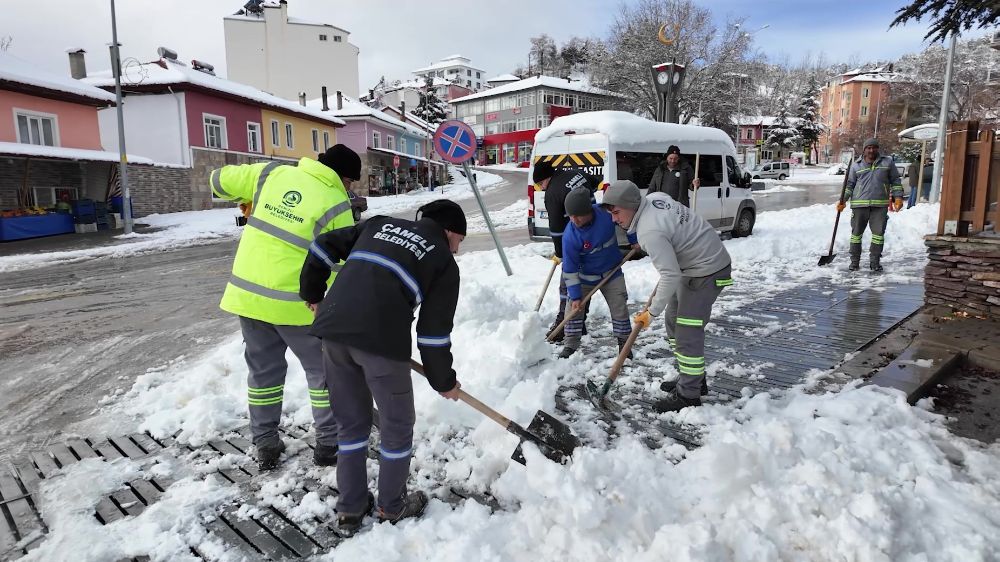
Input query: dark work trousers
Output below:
<box><xmin>323</xmin><ymin>341</ymin><xmax>415</xmax><ymax>517</ymax></box>
<box><xmin>663</xmin><ymin>265</ymin><xmax>732</xmax><ymax>400</ymax></box>
<box><xmin>849</xmin><ymin>206</ymin><xmax>889</xmax><ymax>266</ymax></box>
<box><xmin>240</xmin><ymin>316</ymin><xmax>337</xmax><ymax>448</ymax></box>
<box><xmin>563</xmin><ymin>275</ymin><xmax>631</xmax><ymax>349</ymax></box>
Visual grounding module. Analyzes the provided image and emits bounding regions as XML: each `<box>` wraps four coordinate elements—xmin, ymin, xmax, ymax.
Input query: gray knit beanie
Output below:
<box><xmin>564</xmin><ymin>187</ymin><xmax>593</xmax><ymax>216</ymax></box>
<box><xmin>601</xmin><ymin>180</ymin><xmax>642</xmax><ymax>210</ymax></box>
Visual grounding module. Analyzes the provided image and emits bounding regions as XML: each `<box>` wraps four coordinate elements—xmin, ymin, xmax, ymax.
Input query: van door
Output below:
<box><xmin>528</xmin><ymin>136</ymin><xmax>607</xmax><ymax>240</ymax></box>
<box><xmin>692</xmin><ymin>153</ymin><xmax>724</xmax><ymax>228</ymax></box>
<box><xmin>721</xmin><ymin>156</ymin><xmax>744</xmax><ymax>230</ymax></box>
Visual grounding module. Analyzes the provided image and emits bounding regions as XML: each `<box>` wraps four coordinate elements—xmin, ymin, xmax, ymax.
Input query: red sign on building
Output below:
<box><xmin>485</xmin><ymin>112</ymin><xmax>499</xmax><ymax>122</ymax></box>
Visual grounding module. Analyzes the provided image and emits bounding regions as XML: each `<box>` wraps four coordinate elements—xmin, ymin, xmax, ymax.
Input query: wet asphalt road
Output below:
<box><xmin>0</xmin><ymin>170</ymin><xmax>841</xmax><ymax>463</ymax></box>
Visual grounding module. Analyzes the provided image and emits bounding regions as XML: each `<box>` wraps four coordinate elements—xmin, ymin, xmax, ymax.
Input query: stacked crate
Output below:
<box><xmin>71</xmin><ymin>199</ymin><xmax>98</xmax><ymax>233</ymax></box>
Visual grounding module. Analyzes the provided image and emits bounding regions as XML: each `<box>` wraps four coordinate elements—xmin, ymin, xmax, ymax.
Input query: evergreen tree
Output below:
<box><xmin>413</xmin><ymin>75</ymin><xmax>448</xmax><ymax>125</ymax></box>
<box><xmin>795</xmin><ymin>77</ymin><xmax>823</xmax><ymax>165</ymax></box>
<box><xmin>765</xmin><ymin>108</ymin><xmax>802</xmax><ymax>154</ymax></box>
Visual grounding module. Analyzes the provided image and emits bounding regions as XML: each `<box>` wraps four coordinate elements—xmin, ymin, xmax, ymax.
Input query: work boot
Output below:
<box><xmin>652</xmin><ymin>390</ymin><xmax>702</xmax><ymax>413</ymax></box>
<box><xmin>617</xmin><ymin>338</ymin><xmax>633</xmax><ymax>360</ymax></box>
<box><xmin>660</xmin><ymin>377</ymin><xmax>709</xmax><ymax>395</ymax></box>
<box><xmin>337</xmin><ymin>492</ymin><xmax>375</xmax><ymax>537</ymax></box>
<box><xmin>547</xmin><ymin>321</ymin><xmax>565</xmax><ymax>343</ymax></box>
<box><xmin>848</xmin><ymin>262</ymin><xmax>860</xmax><ymax>272</ymax></box>
<box><xmin>378</xmin><ymin>491</ymin><xmax>428</xmax><ymax>524</ymax></box>
<box><xmin>313</xmin><ymin>443</ymin><xmax>338</xmax><ymax>467</ymax></box>
<box><xmin>558</xmin><ymin>346</ymin><xmax>577</xmax><ymax>359</ymax></box>
<box><xmin>870</xmin><ymin>261</ymin><xmax>883</xmax><ymax>273</ymax></box>
<box><xmin>256</xmin><ymin>439</ymin><xmax>286</xmax><ymax>471</ymax></box>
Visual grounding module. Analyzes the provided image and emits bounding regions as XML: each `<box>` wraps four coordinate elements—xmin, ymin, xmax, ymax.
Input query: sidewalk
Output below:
<box><xmin>0</xmin><ymin>222</ymin><xmax>161</xmax><ymax>258</ymax></box>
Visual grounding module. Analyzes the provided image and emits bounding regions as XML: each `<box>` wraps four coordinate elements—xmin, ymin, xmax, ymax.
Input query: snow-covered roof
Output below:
<box><xmin>0</xmin><ymin>141</ymin><xmax>155</xmax><ymax>165</ymax></box>
<box><xmin>306</xmin><ymin>95</ymin><xmax>427</xmax><ymax>138</ymax></box>
<box><xmin>84</xmin><ymin>59</ymin><xmax>345</xmax><ymax>127</ymax></box>
<box><xmin>412</xmin><ymin>55</ymin><xmax>482</xmax><ymax>75</ymax></box>
<box><xmin>535</xmin><ymin>111</ymin><xmax>734</xmax><ymax>150</ymax></box>
<box><xmin>843</xmin><ymin>73</ymin><xmax>895</xmax><ymax>85</ymax></box>
<box><xmin>0</xmin><ymin>53</ymin><xmax>116</xmax><ymax>104</ymax></box>
<box><xmin>487</xmin><ymin>74</ymin><xmax>521</xmax><ymax>83</ymax></box>
<box><xmin>390</xmin><ymin>76</ymin><xmax>454</xmax><ymax>90</ymax></box>
<box><xmin>369</xmin><ymin>146</ymin><xmax>444</xmax><ymax>166</ymax></box>
<box><xmin>223</xmin><ymin>13</ymin><xmax>346</xmax><ymax>31</ymax></box>
<box><xmin>449</xmin><ymin>76</ymin><xmax>619</xmax><ymax>104</ymax></box>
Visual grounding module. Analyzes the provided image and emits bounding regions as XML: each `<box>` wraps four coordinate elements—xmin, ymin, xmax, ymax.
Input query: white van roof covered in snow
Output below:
<box><xmin>535</xmin><ymin>111</ymin><xmax>734</xmax><ymax>151</ymax></box>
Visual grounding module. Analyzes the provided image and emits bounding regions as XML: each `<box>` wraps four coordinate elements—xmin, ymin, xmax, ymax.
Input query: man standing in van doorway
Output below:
<box><xmin>533</xmin><ymin>160</ymin><xmax>598</xmax><ymax>340</ymax></box>
<box><xmin>647</xmin><ymin>145</ymin><xmax>700</xmax><ymax>207</ymax></box>
<box><xmin>836</xmin><ymin>138</ymin><xmax>903</xmax><ymax>272</ymax></box>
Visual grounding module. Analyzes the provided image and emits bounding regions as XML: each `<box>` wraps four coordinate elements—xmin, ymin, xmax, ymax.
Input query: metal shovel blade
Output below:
<box><xmin>585</xmin><ymin>380</ymin><xmax>613</xmax><ymax>411</ymax></box>
<box><xmin>817</xmin><ymin>252</ymin><xmax>837</xmax><ymax>266</ymax></box>
<box><xmin>510</xmin><ymin>410</ymin><xmax>579</xmax><ymax>465</ymax></box>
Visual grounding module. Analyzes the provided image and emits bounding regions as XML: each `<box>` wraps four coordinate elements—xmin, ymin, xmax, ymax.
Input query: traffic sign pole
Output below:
<box><xmin>433</xmin><ymin>120</ymin><xmax>513</xmax><ymax>276</ymax></box>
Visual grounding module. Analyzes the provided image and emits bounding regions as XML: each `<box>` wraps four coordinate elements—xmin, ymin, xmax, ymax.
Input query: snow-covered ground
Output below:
<box><xmin>0</xmin><ymin>166</ymin><xmax>507</xmax><ymax>274</ymax></box>
<box><xmin>466</xmin><ymin>199</ymin><xmax>528</xmax><ymax>234</ymax></box>
<box><xmin>24</xmin><ymin>200</ymin><xmax>1000</xmax><ymax>561</ymax></box>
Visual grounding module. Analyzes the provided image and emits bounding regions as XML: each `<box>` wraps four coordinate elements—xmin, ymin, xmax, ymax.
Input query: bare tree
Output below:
<box><xmin>0</xmin><ymin>36</ymin><xmax>12</xmax><ymax>52</ymax></box>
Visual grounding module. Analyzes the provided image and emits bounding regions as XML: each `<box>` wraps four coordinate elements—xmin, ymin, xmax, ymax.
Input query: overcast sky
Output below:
<box><xmin>3</xmin><ymin>0</ymin><xmax>987</xmax><ymax>93</ymax></box>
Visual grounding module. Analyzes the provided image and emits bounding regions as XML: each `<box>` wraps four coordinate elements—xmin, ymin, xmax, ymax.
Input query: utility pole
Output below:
<box><xmin>109</xmin><ymin>0</ymin><xmax>132</xmax><ymax>234</ymax></box>
<box><xmin>929</xmin><ymin>34</ymin><xmax>957</xmax><ymax>203</ymax></box>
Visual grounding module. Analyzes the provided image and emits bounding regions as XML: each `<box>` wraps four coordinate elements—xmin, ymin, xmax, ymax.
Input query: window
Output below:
<box><xmin>467</xmin><ymin>80</ymin><xmax>472</xmax><ymax>87</ymax></box>
<box><xmin>761</xmin><ymin>149</ymin><xmax>774</xmax><ymax>161</ymax></box>
<box><xmin>861</xmin><ymin>106</ymin><xmax>868</xmax><ymax>117</ymax></box>
<box><xmin>310</xmin><ymin>129</ymin><xmax>319</xmax><ymax>152</ymax></box>
<box><xmin>615</xmin><ymin>151</ymin><xmax>660</xmax><ymax>186</ymax></box>
<box><xmin>203</xmin><ymin>114</ymin><xmax>226</xmax><ymax>149</ymax></box>
<box><xmin>271</xmin><ymin>120</ymin><xmax>280</xmax><ymax>146</ymax></box>
<box><xmin>372</xmin><ymin>131</ymin><xmax>381</xmax><ymax>148</ymax></box>
<box><xmin>863</xmin><ymin>87</ymin><xmax>870</xmax><ymax>98</ymax></box>
<box><xmin>467</xmin><ymin>69</ymin><xmax>472</xmax><ymax>76</ymax></box>
<box><xmin>476</xmin><ymin>71</ymin><xmax>481</xmax><ymax>78</ymax></box>
<box><xmin>387</xmin><ymin>134</ymin><xmax>394</xmax><ymax>152</ymax></box>
<box><xmin>502</xmin><ymin>95</ymin><xmax>516</xmax><ymax>110</ymax></box>
<box><xmin>323</xmin><ymin>131</ymin><xmax>331</xmax><ymax>151</ymax></box>
<box><xmin>475</xmin><ymin>82</ymin><xmax>480</xmax><ymax>89</ymax></box>
<box><xmin>334</xmin><ymin>36</ymin><xmax>342</xmax><ymax>42</ymax></box>
<box><xmin>247</xmin><ymin>122</ymin><xmax>262</xmax><ymax>153</ymax></box>
<box><xmin>503</xmin><ymin>143</ymin><xmax>515</xmax><ymax>164</ymax></box>
<box><xmin>693</xmin><ymin>154</ymin><xmax>723</xmax><ymax>187</ymax></box>
<box><xmin>32</xmin><ymin>187</ymin><xmax>77</xmax><ymax>208</ymax></box>
<box><xmin>745</xmin><ymin>128</ymin><xmax>753</xmax><ymax>140</ymax></box>
<box><xmin>285</xmin><ymin>123</ymin><xmax>294</xmax><ymax>148</ymax></box>
<box><xmin>485</xmin><ymin>123</ymin><xmax>500</xmax><ymax>135</ymax></box>
<box><xmin>726</xmin><ymin>156</ymin><xmax>742</xmax><ymax>187</ymax></box>
<box><xmin>517</xmin><ymin>141</ymin><xmax>532</xmax><ymax>163</ymax></box>
<box><xmin>319</xmin><ymin>34</ymin><xmax>328</xmax><ymax>41</ymax></box>
<box><xmin>502</xmin><ymin>121</ymin><xmax>517</xmax><ymax>133</ymax></box>
<box><xmin>15</xmin><ymin>111</ymin><xmax>57</xmax><ymax>146</ymax></box>
<box><xmin>485</xmin><ymin>98</ymin><xmax>501</xmax><ymax>112</ymax></box>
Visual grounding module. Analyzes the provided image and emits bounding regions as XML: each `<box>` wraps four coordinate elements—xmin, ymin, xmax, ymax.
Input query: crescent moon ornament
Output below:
<box><xmin>657</xmin><ymin>23</ymin><xmax>679</xmax><ymax>46</ymax></box>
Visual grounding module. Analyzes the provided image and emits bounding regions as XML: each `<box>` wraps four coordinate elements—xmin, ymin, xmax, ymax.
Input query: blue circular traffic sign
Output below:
<box><xmin>433</xmin><ymin>120</ymin><xmax>478</xmax><ymax>164</ymax></box>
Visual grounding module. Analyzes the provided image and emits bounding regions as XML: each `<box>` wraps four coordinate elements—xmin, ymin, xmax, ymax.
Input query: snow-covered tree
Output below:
<box><xmin>587</xmin><ymin>0</ymin><xmax>755</xmax><ymax>124</ymax></box>
<box><xmin>891</xmin><ymin>0</ymin><xmax>999</xmax><ymax>43</ymax></box>
<box><xmin>528</xmin><ymin>35</ymin><xmax>560</xmax><ymax>76</ymax></box>
<box><xmin>796</xmin><ymin>77</ymin><xmax>823</xmax><ymax>164</ymax></box>
<box><xmin>765</xmin><ymin>108</ymin><xmax>802</xmax><ymax>151</ymax></box>
<box><xmin>413</xmin><ymin>75</ymin><xmax>448</xmax><ymax>126</ymax></box>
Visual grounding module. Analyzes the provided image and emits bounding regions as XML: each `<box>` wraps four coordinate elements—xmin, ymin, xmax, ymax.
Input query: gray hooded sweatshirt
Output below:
<box><xmin>629</xmin><ymin>192</ymin><xmax>731</xmax><ymax>316</ymax></box>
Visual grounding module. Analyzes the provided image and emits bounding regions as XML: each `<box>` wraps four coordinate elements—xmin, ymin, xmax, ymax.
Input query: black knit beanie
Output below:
<box><xmin>318</xmin><ymin>144</ymin><xmax>362</xmax><ymax>181</ymax></box>
<box><xmin>417</xmin><ymin>199</ymin><xmax>467</xmax><ymax>236</ymax></box>
<box><xmin>665</xmin><ymin>145</ymin><xmax>681</xmax><ymax>157</ymax></box>
<box><xmin>532</xmin><ymin>160</ymin><xmax>555</xmax><ymax>183</ymax></box>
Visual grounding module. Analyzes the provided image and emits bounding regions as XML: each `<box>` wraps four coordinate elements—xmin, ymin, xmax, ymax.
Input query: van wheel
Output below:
<box><xmin>752</xmin><ymin>175</ymin><xmax>760</xmax><ymax>180</ymax></box>
<box><xmin>733</xmin><ymin>209</ymin><xmax>755</xmax><ymax>238</ymax></box>
<box><xmin>778</xmin><ymin>174</ymin><xmax>787</xmax><ymax>180</ymax></box>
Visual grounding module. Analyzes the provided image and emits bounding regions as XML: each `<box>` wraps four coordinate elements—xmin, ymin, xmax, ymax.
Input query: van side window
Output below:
<box><xmin>615</xmin><ymin>151</ymin><xmax>661</xmax><ymax>189</ymax></box>
<box><xmin>725</xmin><ymin>156</ymin><xmax>741</xmax><ymax>187</ymax></box>
<box><xmin>691</xmin><ymin>154</ymin><xmax>723</xmax><ymax>187</ymax></box>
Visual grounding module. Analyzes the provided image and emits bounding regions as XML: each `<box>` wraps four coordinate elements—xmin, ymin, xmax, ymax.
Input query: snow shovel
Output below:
<box><xmin>818</xmin><ymin>167</ymin><xmax>852</xmax><ymax>266</ymax></box>
<box><xmin>409</xmin><ymin>360</ymin><xmax>578</xmax><ymax>465</ymax></box>
<box><xmin>546</xmin><ymin>248</ymin><xmax>639</xmax><ymax>341</ymax></box>
<box><xmin>534</xmin><ymin>257</ymin><xmax>560</xmax><ymax>312</ymax></box>
<box><xmin>586</xmin><ymin>289</ymin><xmax>657</xmax><ymax>410</ymax></box>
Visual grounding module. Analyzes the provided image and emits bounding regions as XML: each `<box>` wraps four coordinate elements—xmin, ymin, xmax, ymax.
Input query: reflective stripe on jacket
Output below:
<box><xmin>846</xmin><ymin>155</ymin><xmax>903</xmax><ymax>208</ymax></box>
<box><xmin>211</xmin><ymin>157</ymin><xmax>354</xmax><ymax>326</ymax></box>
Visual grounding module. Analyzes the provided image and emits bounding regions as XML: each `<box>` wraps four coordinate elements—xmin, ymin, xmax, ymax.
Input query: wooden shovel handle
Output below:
<box><xmin>607</xmin><ymin>289</ymin><xmax>658</xmax><ymax>383</ymax></box>
<box><xmin>408</xmin><ymin>360</ymin><xmax>513</xmax><ymax>430</ymax></box>
<box><xmin>546</xmin><ymin>248</ymin><xmax>639</xmax><ymax>341</ymax></box>
<box><xmin>534</xmin><ymin>259</ymin><xmax>559</xmax><ymax>312</ymax></box>
<box><xmin>827</xmin><ymin>165</ymin><xmax>852</xmax><ymax>256</ymax></box>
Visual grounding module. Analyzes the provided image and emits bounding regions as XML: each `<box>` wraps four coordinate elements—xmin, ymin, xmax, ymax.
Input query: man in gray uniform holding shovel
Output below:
<box><xmin>838</xmin><ymin>138</ymin><xmax>904</xmax><ymax>272</ymax></box>
<box><xmin>602</xmin><ymin>180</ymin><xmax>732</xmax><ymax>413</ymax></box>
<box><xmin>300</xmin><ymin>200</ymin><xmax>466</xmax><ymax>534</ymax></box>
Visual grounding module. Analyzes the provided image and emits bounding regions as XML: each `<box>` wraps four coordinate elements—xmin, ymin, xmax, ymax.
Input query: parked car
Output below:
<box><xmin>348</xmin><ymin>189</ymin><xmax>367</xmax><ymax>221</ymax></box>
<box><xmin>750</xmin><ymin>161</ymin><xmax>790</xmax><ymax>180</ymax></box>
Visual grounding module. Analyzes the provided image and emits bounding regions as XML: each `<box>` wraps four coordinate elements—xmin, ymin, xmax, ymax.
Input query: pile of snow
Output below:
<box><xmin>754</xmin><ymin>185</ymin><xmax>804</xmax><ymax>194</ymax></box>
<box><xmin>36</xmin><ymin>200</ymin><xmax>1000</xmax><ymax>560</ymax></box>
<box><xmin>825</xmin><ymin>163</ymin><xmax>848</xmax><ymax>175</ymax></box>
<box><xmin>466</xmin><ymin>200</ymin><xmax>528</xmax><ymax>234</ymax></box>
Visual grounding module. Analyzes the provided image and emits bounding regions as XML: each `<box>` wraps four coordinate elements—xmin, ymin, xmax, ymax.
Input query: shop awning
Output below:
<box><xmin>368</xmin><ymin>146</ymin><xmax>446</xmax><ymax>167</ymax></box>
